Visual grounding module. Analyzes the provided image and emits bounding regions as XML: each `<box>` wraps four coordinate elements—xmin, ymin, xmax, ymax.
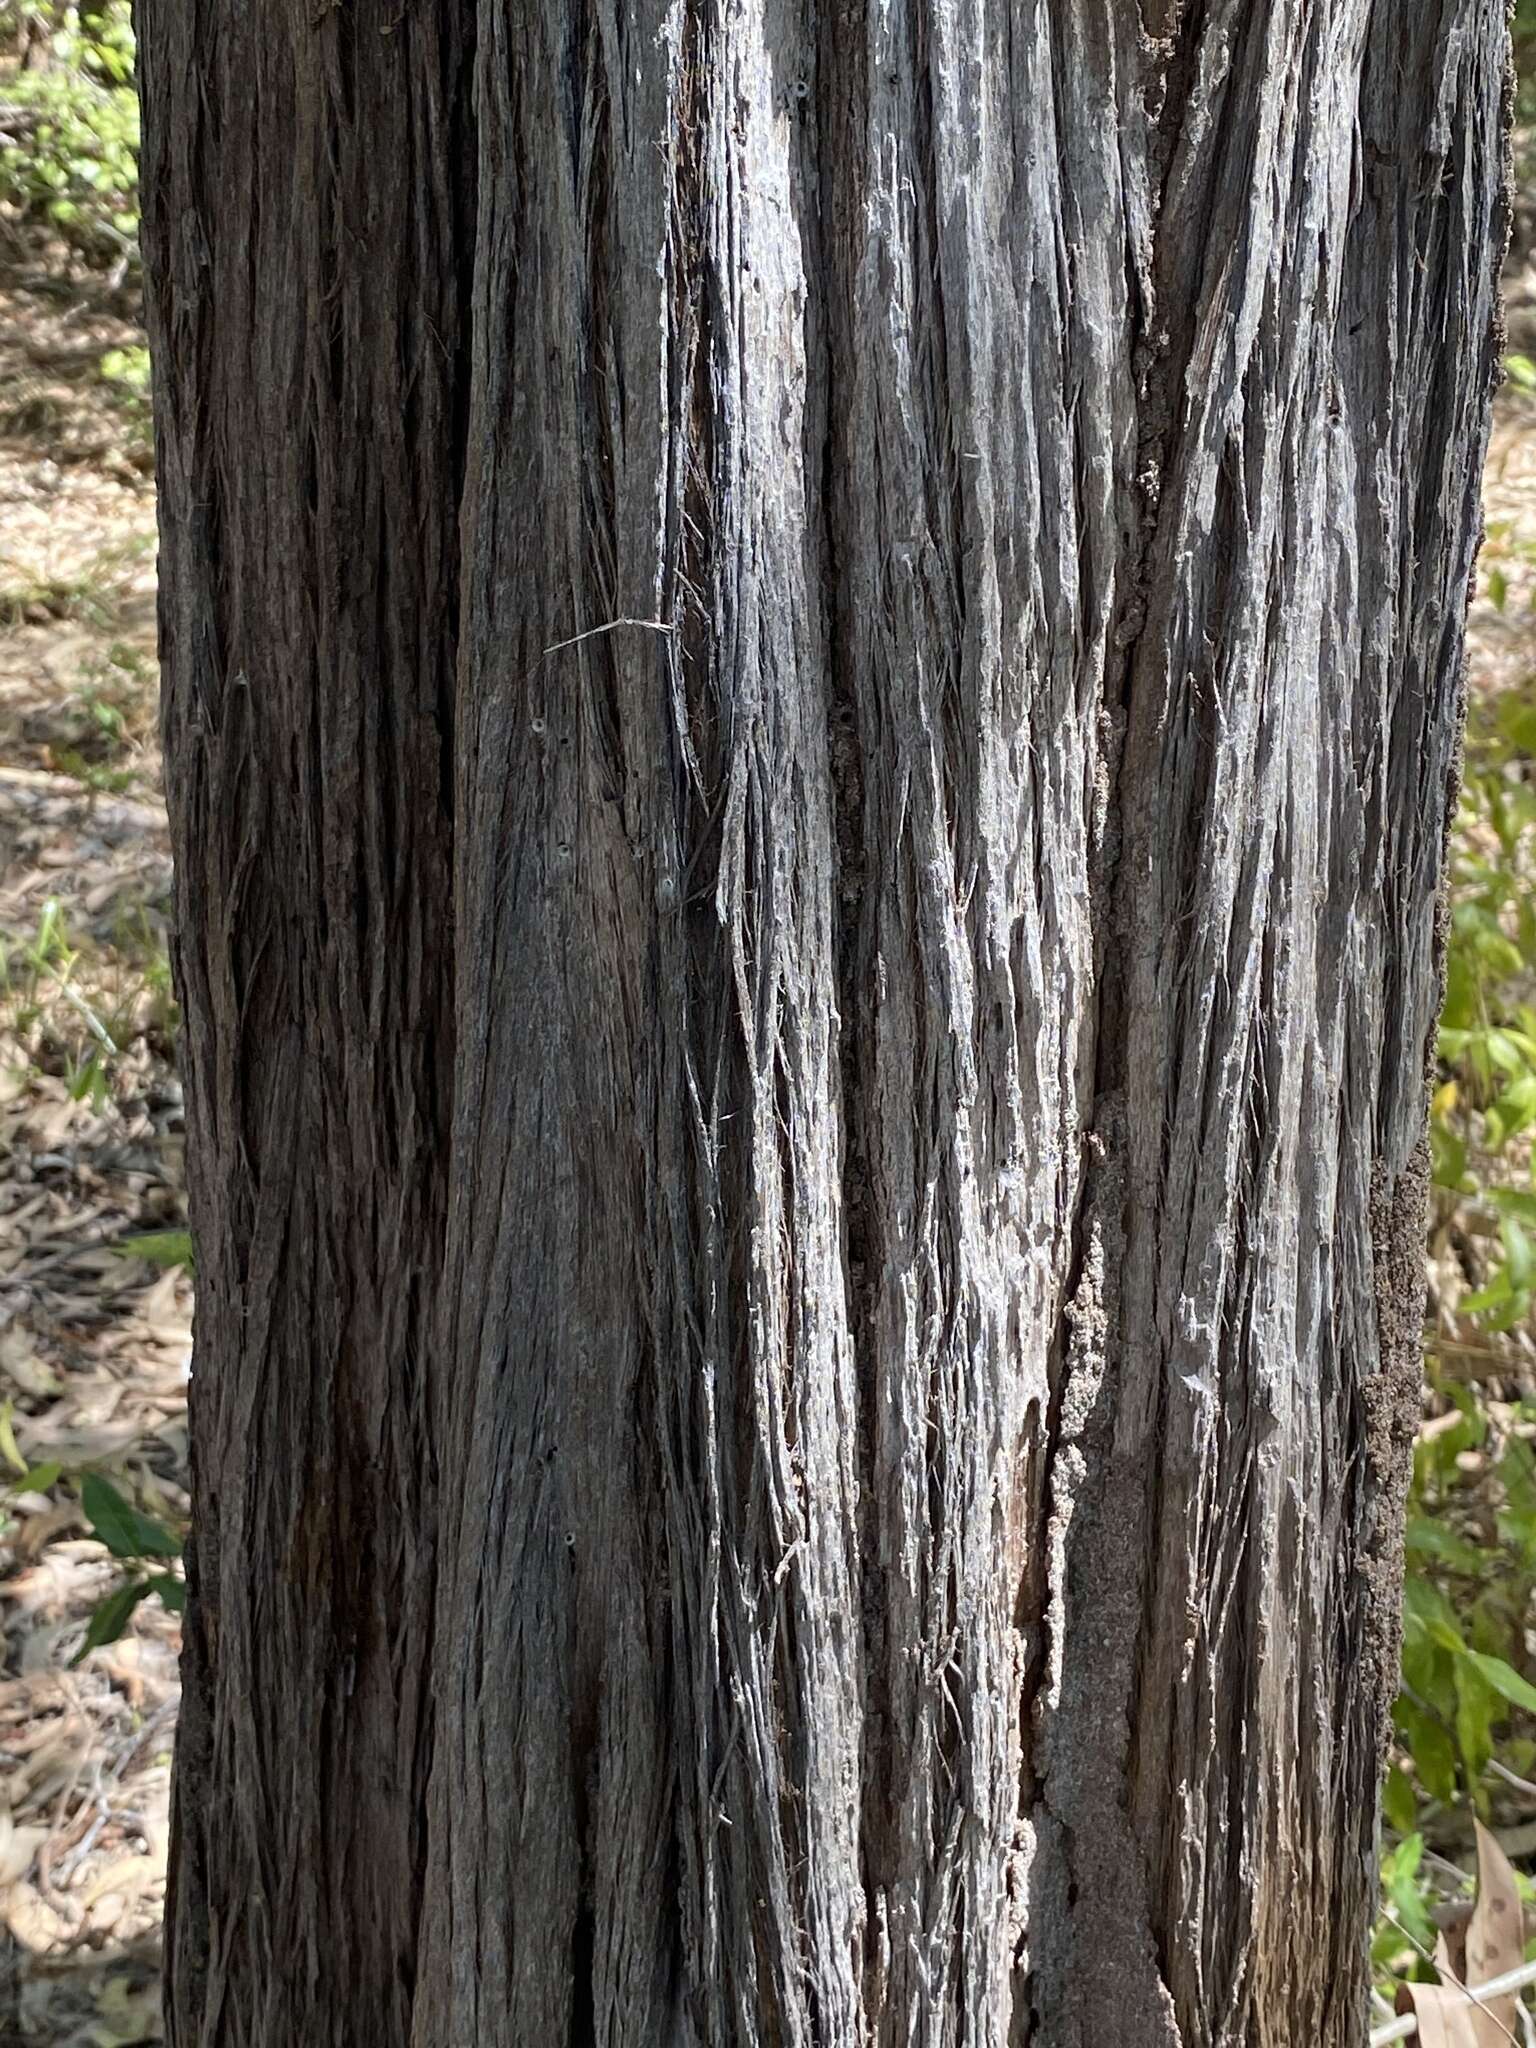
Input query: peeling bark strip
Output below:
<box><xmin>137</xmin><ymin>0</ymin><xmax>475</xmax><ymax>2040</ymax></box>
<box><xmin>141</xmin><ymin>0</ymin><xmax>1506</xmax><ymax>2043</ymax></box>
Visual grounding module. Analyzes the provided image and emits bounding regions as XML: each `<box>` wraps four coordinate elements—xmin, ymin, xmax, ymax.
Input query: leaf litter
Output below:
<box><xmin>0</xmin><ymin>253</ymin><xmax>181</xmax><ymax>2046</ymax></box>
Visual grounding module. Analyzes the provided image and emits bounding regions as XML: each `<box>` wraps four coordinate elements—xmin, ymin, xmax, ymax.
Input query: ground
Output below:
<box><xmin>0</xmin><ymin>244</ymin><xmax>1533</xmax><ymax>2043</ymax></box>
<box><xmin>0</xmin><ymin>260</ymin><xmax>184</xmax><ymax>2047</ymax></box>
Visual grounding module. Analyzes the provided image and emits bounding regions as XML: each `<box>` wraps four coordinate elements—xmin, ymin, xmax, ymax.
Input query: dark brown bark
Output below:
<box><xmin>141</xmin><ymin>1</ymin><xmax>1508</xmax><ymax>2043</ymax></box>
<box><xmin>137</xmin><ymin>1</ymin><xmax>474</xmax><ymax>2039</ymax></box>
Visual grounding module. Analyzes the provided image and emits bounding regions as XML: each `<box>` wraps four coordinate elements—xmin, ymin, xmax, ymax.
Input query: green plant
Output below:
<box><xmin>41</xmin><ymin>640</ymin><xmax>156</xmax><ymax>792</ymax></box>
<box><xmin>1395</xmin><ymin>1391</ymin><xmax>1536</xmax><ymax>1806</ymax></box>
<box><xmin>1431</xmin><ymin>677</ymin><xmax>1536</xmax><ymax>1328</ymax></box>
<box><xmin>0</xmin><ymin>893</ymin><xmax>177</xmax><ymax>1100</ymax></box>
<box><xmin>98</xmin><ymin>340</ymin><xmax>151</xmax><ymax>449</ymax></box>
<box><xmin>0</xmin><ymin>565</ymin><xmax>103</xmax><ymax>626</ymax></box>
<box><xmin>0</xmin><ymin>2</ymin><xmax>138</xmax><ymax>267</ymax></box>
<box><xmin>1372</xmin><ymin>1833</ymin><xmax>1441</xmax><ymax>1986</ymax></box>
<box><xmin>97</xmin><ymin>340</ymin><xmax>147</xmax><ymax>402</ymax></box>
<box><xmin>72</xmin><ymin>1469</ymin><xmax>184</xmax><ymax>1660</ymax></box>
<box><xmin>1</xmin><ymin>895</ymin><xmax>114</xmax><ymax>1072</ymax></box>
<box><xmin>1376</xmin><ymin>610</ymin><xmax>1536</xmax><ymax>2011</ymax></box>
<box><xmin>1374</xmin><ymin>1391</ymin><xmax>1536</xmax><ymax>2011</ymax></box>
<box><xmin>0</xmin><ymin>1426</ymin><xmax>185</xmax><ymax>1656</ymax></box>
<box><xmin>1519</xmin><ymin>1</ymin><xmax>1536</xmax><ymax>127</ymax></box>
<box><xmin>112</xmin><ymin>1227</ymin><xmax>192</xmax><ymax>1268</ymax></box>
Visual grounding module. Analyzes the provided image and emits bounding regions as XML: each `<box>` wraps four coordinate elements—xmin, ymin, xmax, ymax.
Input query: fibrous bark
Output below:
<box><xmin>416</xmin><ymin>3</ymin><xmax>1507</xmax><ymax>2041</ymax></box>
<box><xmin>138</xmin><ymin>2</ymin><xmax>474</xmax><ymax>2039</ymax></box>
<box><xmin>141</xmin><ymin>0</ymin><xmax>1508</xmax><ymax>2043</ymax></box>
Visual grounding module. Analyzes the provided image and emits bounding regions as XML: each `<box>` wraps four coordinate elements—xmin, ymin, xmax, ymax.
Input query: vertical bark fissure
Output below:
<box><xmin>814</xmin><ymin>0</ymin><xmax>887</xmax><ymax>2003</ymax></box>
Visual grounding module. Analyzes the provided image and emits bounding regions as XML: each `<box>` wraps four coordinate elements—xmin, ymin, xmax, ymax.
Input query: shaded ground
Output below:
<box><xmin>0</xmin><ymin>264</ymin><xmax>184</xmax><ymax>2047</ymax></box>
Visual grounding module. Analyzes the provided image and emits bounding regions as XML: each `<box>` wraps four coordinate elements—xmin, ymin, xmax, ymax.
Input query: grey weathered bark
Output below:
<box><xmin>140</xmin><ymin>1</ymin><xmax>1507</xmax><ymax>2044</ymax></box>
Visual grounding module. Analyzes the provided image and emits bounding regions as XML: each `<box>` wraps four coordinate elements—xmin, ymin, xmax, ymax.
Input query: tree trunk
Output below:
<box><xmin>140</xmin><ymin>2</ymin><xmax>1508</xmax><ymax>2045</ymax></box>
<box><xmin>137</xmin><ymin>1</ymin><xmax>474</xmax><ymax>2038</ymax></box>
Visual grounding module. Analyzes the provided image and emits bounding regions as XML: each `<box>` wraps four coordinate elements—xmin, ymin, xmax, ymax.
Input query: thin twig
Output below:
<box><xmin>1491</xmin><ymin>1756</ymin><xmax>1536</xmax><ymax>1803</ymax></box>
<box><xmin>48</xmin><ymin>970</ymin><xmax>118</xmax><ymax>1054</ymax></box>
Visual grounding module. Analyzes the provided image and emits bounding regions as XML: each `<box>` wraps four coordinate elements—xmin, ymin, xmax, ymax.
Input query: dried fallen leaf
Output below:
<box><xmin>10</xmin><ymin>1502</ymin><xmax>81</xmax><ymax>1561</ymax></box>
<box><xmin>1396</xmin><ymin>1823</ymin><xmax>1526</xmax><ymax>2048</ymax></box>
<box><xmin>0</xmin><ymin>1805</ymin><xmax>50</xmax><ymax>1885</ymax></box>
<box><xmin>77</xmin><ymin>1852</ymin><xmax>163</xmax><ymax>1911</ymax></box>
<box><xmin>1395</xmin><ymin>1984</ymin><xmax>1483</xmax><ymax>2048</ymax></box>
<box><xmin>0</xmin><ymin>1330</ymin><xmax>61</xmax><ymax>1397</ymax></box>
<box><xmin>1</xmin><ymin>1875</ymin><xmax>72</xmax><ymax>1952</ymax></box>
<box><xmin>1464</xmin><ymin>1821</ymin><xmax>1524</xmax><ymax>2045</ymax></box>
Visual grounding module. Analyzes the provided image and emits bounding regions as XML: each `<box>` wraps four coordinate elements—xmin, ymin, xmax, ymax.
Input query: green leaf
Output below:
<box><xmin>145</xmin><ymin>1572</ymin><xmax>185</xmax><ymax>1615</ymax></box>
<box><xmin>1485</xmin><ymin>1289</ymin><xmax>1535</xmax><ymax>1334</ymax></box>
<box><xmin>1496</xmin><ymin>689</ymin><xmax>1536</xmax><ymax>754</ymax></box>
<box><xmin>1462</xmin><ymin>1274</ymin><xmax>1516</xmax><ymax>1314</ymax></box>
<box><xmin>70</xmin><ymin>1579</ymin><xmax>151</xmax><ymax>1665</ymax></box>
<box><xmin>1394</xmin><ymin>1699</ymin><xmax>1460</xmax><ymax>1803</ymax></box>
<box><xmin>32</xmin><ymin>898</ymin><xmax>63</xmax><ymax>966</ymax></box>
<box><xmin>80</xmin><ymin>1472</ymin><xmax>181</xmax><ymax>1560</ymax></box>
<box><xmin>11</xmin><ymin>1461</ymin><xmax>62</xmax><ymax>1496</ymax></box>
<box><xmin>1402</xmin><ymin>1636</ymin><xmax>1459</xmax><ymax>1727</ymax></box>
<box><xmin>1383</xmin><ymin>1762</ymin><xmax>1418</xmax><ymax>1836</ymax></box>
<box><xmin>1487</xmin><ymin>1078</ymin><xmax>1536</xmax><ymax>1151</ymax></box>
<box><xmin>1384</xmin><ymin>1829</ymin><xmax>1424</xmax><ymax>1884</ymax></box>
<box><xmin>1404</xmin><ymin>1574</ymin><xmax>1466</xmax><ymax>1646</ymax></box>
<box><xmin>1431</xmin><ymin>1120</ymin><xmax>1471</xmax><ymax>1194</ymax></box>
<box><xmin>1498</xmin><ymin>1437</ymin><xmax>1536</xmax><ymax>1566</ymax></box>
<box><xmin>1381</xmin><ymin>1832</ymin><xmax>1438</xmax><ymax>1954</ymax></box>
<box><xmin>1440</xmin><ymin>959</ymin><xmax>1479</xmax><ymax>1032</ymax></box>
<box><xmin>1488</xmin><ymin>1026</ymin><xmax>1536</xmax><ymax>1073</ymax></box>
<box><xmin>1462</xmin><ymin>1649</ymin><xmax>1536</xmax><ymax>1716</ymax></box>
<box><xmin>111</xmin><ymin>1229</ymin><xmax>192</xmax><ymax>1270</ymax></box>
<box><xmin>1502</xmin><ymin>1215</ymin><xmax>1536</xmax><ymax>1293</ymax></box>
<box><xmin>1454</xmin><ymin>1654</ymin><xmax>1498</xmax><ymax>1786</ymax></box>
<box><xmin>1405</xmin><ymin>1516</ymin><xmax>1485</xmax><ymax>1576</ymax></box>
